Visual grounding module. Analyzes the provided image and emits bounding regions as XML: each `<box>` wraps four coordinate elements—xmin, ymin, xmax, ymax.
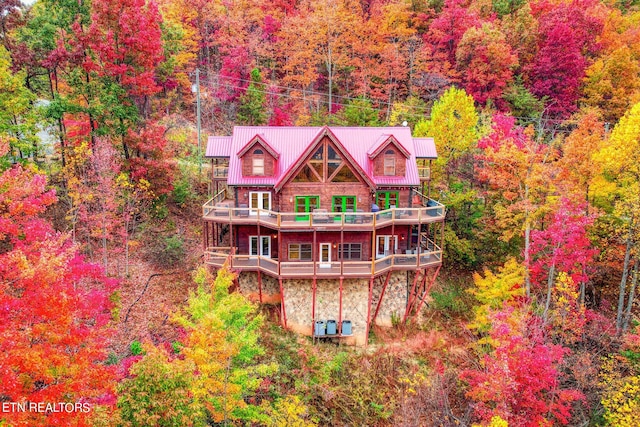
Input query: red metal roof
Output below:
<box><xmin>367</xmin><ymin>134</ymin><xmax>411</xmax><ymax>159</ymax></box>
<box><xmin>206</xmin><ymin>136</ymin><xmax>232</xmax><ymax>157</ymax></box>
<box><xmin>206</xmin><ymin>126</ymin><xmax>437</xmax><ymax>187</ymax></box>
<box><xmin>413</xmin><ymin>137</ymin><xmax>437</xmax><ymax>158</ymax></box>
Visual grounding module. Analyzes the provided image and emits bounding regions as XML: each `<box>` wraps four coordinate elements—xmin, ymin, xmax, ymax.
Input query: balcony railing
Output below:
<box><xmin>213</xmin><ymin>165</ymin><xmax>229</xmax><ymax>178</ymax></box>
<box><xmin>417</xmin><ymin>167</ymin><xmax>431</xmax><ymax>179</ymax></box>
<box><xmin>203</xmin><ymin>193</ymin><xmax>445</xmax><ymax>229</ymax></box>
<box><xmin>204</xmin><ymin>240</ymin><xmax>443</xmax><ymax>278</ymax></box>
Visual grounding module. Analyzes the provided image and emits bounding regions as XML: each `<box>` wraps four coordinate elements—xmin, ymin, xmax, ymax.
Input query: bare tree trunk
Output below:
<box><xmin>524</xmin><ymin>221</ymin><xmax>531</xmax><ymax>298</ymax></box>
<box><xmin>543</xmin><ymin>262</ymin><xmax>556</xmax><ymax>322</ymax></box>
<box><xmin>616</xmin><ymin>226</ymin><xmax>634</xmax><ymax>333</ymax></box>
<box><xmin>622</xmin><ymin>259</ymin><xmax>638</xmax><ymax>333</ymax></box>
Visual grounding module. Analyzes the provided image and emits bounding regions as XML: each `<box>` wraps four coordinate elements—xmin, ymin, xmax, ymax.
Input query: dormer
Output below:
<box><xmin>368</xmin><ymin>135</ymin><xmax>410</xmax><ymax>177</ymax></box>
<box><xmin>237</xmin><ymin>134</ymin><xmax>279</xmax><ymax>177</ymax></box>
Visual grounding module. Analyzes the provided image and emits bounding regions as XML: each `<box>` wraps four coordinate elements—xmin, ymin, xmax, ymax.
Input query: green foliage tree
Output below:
<box><xmin>0</xmin><ymin>45</ymin><xmax>39</xmax><ymax>163</ymax></box>
<box><xmin>340</xmin><ymin>97</ymin><xmax>381</xmax><ymax>126</ymax></box>
<box><xmin>174</xmin><ymin>265</ymin><xmax>277</xmax><ymax>424</ymax></box>
<box><xmin>414</xmin><ymin>86</ymin><xmax>479</xmax><ymax>188</ymax></box>
<box><xmin>237</xmin><ymin>68</ymin><xmax>268</xmax><ymax>126</ymax></box>
<box><xmin>117</xmin><ymin>345</ymin><xmax>205</xmax><ymax>427</ymax></box>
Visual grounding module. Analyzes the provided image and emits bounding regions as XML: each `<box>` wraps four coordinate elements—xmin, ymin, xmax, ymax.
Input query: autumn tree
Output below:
<box><xmin>477</xmin><ymin>114</ymin><xmax>553</xmax><ymax>296</ymax></box>
<box><xmin>175</xmin><ymin>265</ymin><xmax>277</xmax><ymax>424</ymax></box>
<box><xmin>414</xmin><ymin>86</ymin><xmax>479</xmax><ymax>186</ymax></box>
<box><xmin>462</xmin><ymin>306</ymin><xmax>584</xmax><ymax>425</ymax></box>
<box><xmin>455</xmin><ymin>22</ymin><xmax>518</xmax><ymax>109</ymax></box>
<box><xmin>529</xmin><ymin>199</ymin><xmax>597</xmax><ymax>319</ymax></box>
<box><xmin>0</xmin><ymin>45</ymin><xmax>39</xmax><ymax>162</ymax></box>
<box><xmin>594</xmin><ymin>101</ymin><xmax>640</xmax><ymax>333</ymax></box>
<box><xmin>0</xmin><ymin>141</ymin><xmax>117</xmax><ymax>426</ymax></box>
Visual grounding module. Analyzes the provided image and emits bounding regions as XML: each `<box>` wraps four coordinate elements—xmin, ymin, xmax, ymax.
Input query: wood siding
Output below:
<box><xmin>372</xmin><ymin>147</ymin><xmax>407</xmax><ymax>177</ymax></box>
<box><xmin>279</xmin><ymin>182</ymin><xmax>372</xmax><ymax>212</ymax></box>
<box><xmin>232</xmin><ymin>226</ymin><xmax>413</xmax><ymax>261</ymax></box>
<box><xmin>241</xmin><ymin>147</ymin><xmax>276</xmax><ymax>177</ymax></box>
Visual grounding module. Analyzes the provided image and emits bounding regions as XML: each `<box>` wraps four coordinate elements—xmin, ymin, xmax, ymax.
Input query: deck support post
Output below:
<box><xmin>278</xmin><ymin>278</ymin><xmax>287</xmax><ymax>328</ymax></box>
<box><xmin>365</xmin><ymin>276</ymin><xmax>374</xmax><ymax>347</ymax></box>
<box><xmin>413</xmin><ymin>265</ymin><xmax>441</xmax><ymax>319</ymax></box>
<box><xmin>339</xmin><ymin>277</ymin><xmax>343</xmax><ymax>331</ymax></box>
<box><xmin>404</xmin><ymin>270</ymin><xmax>422</xmax><ymax>322</ymax></box>
<box><xmin>311</xmin><ymin>277</ymin><xmax>317</xmax><ymax>336</ymax></box>
<box><xmin>371</xmin><ymin>270</ymin><xmax>392</xmax><ymax>325</ymax></box>
<box><xmin>257</xmin><ymin>270</ymin><xmax>263</xmax><ymax>304</ymax></box>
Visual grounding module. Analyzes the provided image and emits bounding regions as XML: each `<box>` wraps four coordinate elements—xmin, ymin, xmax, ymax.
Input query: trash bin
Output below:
<box><xmin>326</xmin><ymin>319</ymin><xmax>337</xmax><ymax>335</ymax></box>
<box><xmin>314</xmin><ymin>320</ymin><xmax>326</xmax><ymax>336</ymax></box>
<box><xmin>341</xmin><ymin>320</ymin><xmax>352</xmax><ymax>335</ymax></box>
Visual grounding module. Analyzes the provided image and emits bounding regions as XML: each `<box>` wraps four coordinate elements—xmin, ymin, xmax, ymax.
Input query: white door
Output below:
<box><xmin>319</xmin><ymin>243</ymin><xmax>331</xmax><ymax>268</ymax></box>
<box><xmin>249</xmin><ymin>236</ymin><xmax>271</xmax><ymax>258</ymax></box>
<box><xmin>249</xmin><ymin>192</ymin><xmax>271</xmax><ymax>215</ymax></box>
<box><xmin>376</xmin><ymin>235</ymin><xmax>398</xmax><ymax>259</ymax></box>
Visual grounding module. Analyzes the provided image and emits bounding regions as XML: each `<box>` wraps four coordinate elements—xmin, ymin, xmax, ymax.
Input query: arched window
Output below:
<box><xmin>252</xmin><ymin>149</ymin><xmax>264</xmax><ymax>175</ymax></box>
<box><xmin>384</xmin><ymin>149</ymin><xmax>395</xmax><ymax>175</ymax></box>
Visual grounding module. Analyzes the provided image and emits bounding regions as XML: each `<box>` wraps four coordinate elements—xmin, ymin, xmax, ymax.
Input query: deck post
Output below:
<box><xmin>338</xmin><ymin>277</ymin><xmax>343</xmax><ymax>331</ymax></box>
<box><xmin>312</xmin><ymin>277</ymin><xmax>317</xmax><ymax>337</ymax></box>
<box><xmin>404</xmin><ymin>270</ymin><xmax>422</xmax><ymax>322</ymax></box>
<box><xmin>257</xmin><ymin>270</ymin><xmax>263</xmax><ymax>304</ymax></box>
<box><xmin>413</xmin><ymin>265</ymin><xmax>441</xmax><ymax>318</ymax></box>
<box><xmin>278</xmin><ymin>278</ymin><xmax>287</xmax><ymax>328</ymax></box>
<box><xmin>371</xmin><ymin>270</ymin><xmax>392</xmax><ymax>324</ymax></box>
<box><xmin>365</xmin><ymin>276</ymin><xmax>374</xmax><ymax>347</ymax></box>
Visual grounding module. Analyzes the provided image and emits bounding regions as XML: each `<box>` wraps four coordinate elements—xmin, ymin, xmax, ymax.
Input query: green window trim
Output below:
<box><xmin>375</xmin><ymin>191</ymin><xmax>399</xmax><ymax>209</ymax></box>
<box><xmin>295</xmin><ymin>195</ymin><xmax>320</xmax><ymax>220</ymax></box>
<box><xmin>331</xmin><ymin>195</ymin><xmax>357</xmax><ymax>213</ymax></box>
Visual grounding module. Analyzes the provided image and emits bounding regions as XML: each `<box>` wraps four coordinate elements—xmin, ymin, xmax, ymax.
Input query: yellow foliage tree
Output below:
<box><xmin>467</xmin><ymin>258</ymin><xmax>525</xmax><ymax>346</ymax></box>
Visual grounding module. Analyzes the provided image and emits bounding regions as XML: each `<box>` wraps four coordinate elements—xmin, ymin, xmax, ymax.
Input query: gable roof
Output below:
<box><xmin>206</xmin><ymin>126</ymin><xmax>437</xmax><ymax>188</ymax></box>
<box><xmin>274</xmin><ymin>126</ymin><xmax>375</xmax><ymax>191</ymax></box>
<box><xmin>236</xmin><ymin>133</ymin><xmax>280</xmax><ymax>159</ymax></box>
<box><xmin>367</xmin><ymin>134</ymin><xmax>411</xmax><ymax>159</ymax></box>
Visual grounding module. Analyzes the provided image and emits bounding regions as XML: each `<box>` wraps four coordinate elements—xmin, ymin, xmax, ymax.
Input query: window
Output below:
<box><xmin>249</xmin><ymin>191</ymin><xmax>271</xmax><ymax>213</ymax></box>
<box><xmin>289</xmin><ymin>243</ymin><xmax>312</xmax><ymax>261</ymax></box>
<box><xmin>249</xmin><ymin>236</ymin><xmax>271</xmax><ymax>257</ymax></box>
<box><xmin>252</xmin><ymin>149</ymin><xmax>264</xmax><ymax>175</ymax></box>
<box><xmin>292</xmin><ymin>140</ymin><xmax>359</xmax><ymax>183</ymax></box>
<box><xmin>376</xmin><ymin>235</ymin><xmax>398</xmax><ymax>259</ymax></box>
<box><xmin>384</xmin><ymin>149</ymin><xmax>395</xmax><ymax>175</ymax></box>
<box><xmin>376</xmin><ymin>191</ymin><xmax>399</xmax><ymax>209</ymax></box>
<box><xmin>339</xmin><ymin>243</ymin><xmax>362</xmax><ymax>260</ymax></box>
<box><xmin>295</xmin><ymin>196</ymin><xmax>320</xmax><ymax>220</ymax></box>
<box><xmin>332</xmin><ymin>195</ymin><xmax>356</xmax><ymax>213</ymax></box>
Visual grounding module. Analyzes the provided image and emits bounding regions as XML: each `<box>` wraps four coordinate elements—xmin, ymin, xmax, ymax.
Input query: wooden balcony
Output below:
<box><xmin>213</xmin><ymin>165</ymin><xmax>229</xmax><ymax>178</ymax></box>
<box><xmin>202</xmin><ymin>191</ymin><xmax>445</xmax><ymax>230</ymax></box>
<box><xmin>204</xmin><ymin>242</ymin><xmax>443</xmax><ymax>279</ymax></box>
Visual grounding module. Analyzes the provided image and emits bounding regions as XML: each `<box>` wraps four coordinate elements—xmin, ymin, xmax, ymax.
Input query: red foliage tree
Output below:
<box><xmin>0</xmin><ymin>143</ymin><xmax>117</xmax><ymax>425</ymax></box>
<box><xmin>462</xmin><ymin>306</ymin><xmax>584</xmax><ymax>426</ymax></box>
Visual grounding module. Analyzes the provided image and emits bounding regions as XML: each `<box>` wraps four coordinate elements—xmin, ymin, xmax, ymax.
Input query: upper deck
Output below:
<box><xmin>202</xmin><ymin>190</ymin><xmax>445</xmax><ymax>230</ymax></box>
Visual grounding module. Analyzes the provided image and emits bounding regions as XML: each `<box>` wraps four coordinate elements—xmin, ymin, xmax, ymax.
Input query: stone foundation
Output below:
<box><xmin>234</xmin><ymin>270</ymin><xmax>414</xmax><ymax>346</ymax></box>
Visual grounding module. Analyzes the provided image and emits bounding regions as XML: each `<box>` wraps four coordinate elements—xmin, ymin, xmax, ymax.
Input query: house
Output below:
<box><xmin>203</xmin><ymin>126</ymin><xmax>444</xmax><ymax>345</ymax></box>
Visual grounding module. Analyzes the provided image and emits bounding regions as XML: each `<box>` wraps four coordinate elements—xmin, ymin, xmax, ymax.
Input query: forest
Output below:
<box><xmin>0</xmin><ymin>0</ymin><xmax>639</xmax><ymax>425</ymax></box>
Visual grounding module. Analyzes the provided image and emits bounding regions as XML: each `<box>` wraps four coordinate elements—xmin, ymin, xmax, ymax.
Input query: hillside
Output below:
<box><xmin>0</xmin><ymin>0</ymin><xmax>639</xmax><ymax>425</ymax></box>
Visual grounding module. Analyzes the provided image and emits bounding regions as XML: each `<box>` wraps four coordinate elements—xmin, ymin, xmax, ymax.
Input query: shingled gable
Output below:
<box><xmin>273</xmin><ymin>126</ymin><xmax>375</xmax><ymax>192</ymax></box>
<box><xmin>367</xmin><ymin>134</ymin><xmax>410</xmax><ymax>159</ymax></box>
<box><xmin>236</xmin><ymin>133</ymin><xmax>280</xmax><ymax>159</ymax></box>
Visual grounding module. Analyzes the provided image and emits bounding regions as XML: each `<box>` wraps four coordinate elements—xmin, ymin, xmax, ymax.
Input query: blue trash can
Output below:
<box><xmin>326</xmin><ymin>319</ymin><xmax>337</xmax><ymax>335</ymax></box>
<box><xmin>341</xmin><ymin>320</ymin><xmax>352</xmax><ymax>335</ymax></box>
<box><xmin>314</xmin><ymin>320</ymin><xmax>326</xmax><ymax>336</ymax></box>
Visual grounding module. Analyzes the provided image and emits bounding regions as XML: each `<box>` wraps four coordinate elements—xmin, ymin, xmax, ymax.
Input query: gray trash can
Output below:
<box><xmin>341</xmin><ymin>320</ymin><xmax>352</xmax><ymax>335</ymax></box>
<box><xmin>326</xmin><ymin>319</ymin><xmax>337</xmax><ymax>335</ymax></box>
<box><xmin>314</xmin><ymin>320</ymin><xmax>326</xmax><ymax>336</ymax></box>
